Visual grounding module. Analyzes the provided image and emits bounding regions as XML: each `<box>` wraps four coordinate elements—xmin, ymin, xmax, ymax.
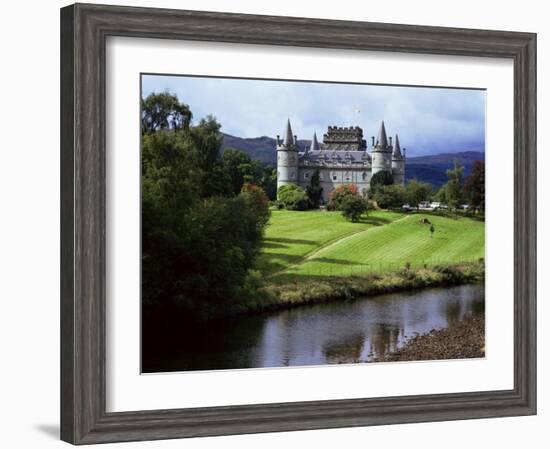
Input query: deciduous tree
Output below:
<box><xmin>141</xmin><ymin>92</ymin><xmax>192</xmax><ymax>134</ymax></box>
<box><xmin>464</xmin><ymin>161</ymin><xmax>485</xmax><ymax>212</ymax></box>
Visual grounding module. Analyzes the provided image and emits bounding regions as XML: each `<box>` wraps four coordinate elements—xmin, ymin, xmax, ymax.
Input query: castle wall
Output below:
<box><xmin>391</xmin><ymin>159</ymin><xmax>406</xmax><ymax>185</ymax></box>
<box><xmin>297</xmin><ymin>166</ymin><xmax>372</xmax><ymax>202</ymax></box>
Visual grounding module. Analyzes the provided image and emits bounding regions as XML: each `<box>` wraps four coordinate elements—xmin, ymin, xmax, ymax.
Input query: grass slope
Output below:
<box><xmin>256</xmin><ymin>210</ymin><xmax>404</xmax><ymax>276</ymax></box>
<box><xmin>261</xmin><ymin>212</ymin><xmax>484</xmax><ymax>283</ymax></box>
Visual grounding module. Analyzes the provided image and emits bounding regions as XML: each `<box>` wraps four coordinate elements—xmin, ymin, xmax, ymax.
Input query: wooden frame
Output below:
<box><xmin>60</xmin><ymin>3</ymin><xmax>537</xmax><ymax>444</ymax></box>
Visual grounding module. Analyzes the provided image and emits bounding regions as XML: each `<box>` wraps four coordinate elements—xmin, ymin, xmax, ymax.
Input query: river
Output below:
<box><xmin>143</xmin><ymin>284</ymin><xmax>484</xmax><ymax>373</ymax></box>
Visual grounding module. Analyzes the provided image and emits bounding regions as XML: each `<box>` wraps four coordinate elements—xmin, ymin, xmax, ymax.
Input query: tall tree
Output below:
<box><xmin>306</xmin><ymin>169</ymin><xmax>323</xmax><ymax>208</ymax></box>
<box><xmin>406</xmin><ymin>179</ymin><xmax>433</xmax><ymax>211</ymax></box>
<box><xmin>370</xmin><ymin>170</ymin><xmax>394</xmax><ymax>193</ymax></box>
<box><xmin>441</xmin><ymin>160</ymin><xmax>464</xmax><ymax>211</ymax></box>
<box><xmin>222</xmin><ymin>149</ymin><xmax>275</xmax><ymax>199</ymax></box>
<box><xmin>259</xmin><ymin>166</ymin><xmax>277</xmax><ymax>201</ymax></box>
<box><xmin>222</xmin><ymin>149</ymin><xmax>251</xmax><ymax>195</ymax></box>
<box><xmin>464</xmin><ymin>161</ymin><xmax>485</xmax><ymax>212</ymax></box>
<box><xmin>141</xmin><ymin>92</ymin><xmax>192</xmax><ymax>134</ymax></box>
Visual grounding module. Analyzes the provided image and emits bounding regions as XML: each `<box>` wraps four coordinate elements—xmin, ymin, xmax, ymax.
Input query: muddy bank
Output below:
<box><xmin>376</xmin><ymin>314</ymin><xmax>485</xmax><ymax>362</ymax></box>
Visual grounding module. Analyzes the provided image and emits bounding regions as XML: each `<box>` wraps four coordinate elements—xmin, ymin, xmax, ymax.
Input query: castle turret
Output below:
<box><xmin>371</xmin><ymin>121</ymin><xmax>393</xmax><ymax>177</ymax></box>
<box><xmin>391</xmin><ymin>134</ymin><xmax>406</xmax><ymax>185</ymax></box>
<box><xmin>276</xmin><ymin>119</ymin><xmax>299</xmax><ymax>193</ymax></box>
<box><xmin>309</xmin><ymin>131</ymin><xmax>320</xmax><ymax>152</ymax></box>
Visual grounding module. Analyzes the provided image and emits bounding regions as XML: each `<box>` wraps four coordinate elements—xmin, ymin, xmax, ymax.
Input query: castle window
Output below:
<box><xmin>304</xmin><ymin>172</ymin><xmax>310</xmax><ymax>180</ymax></box>
<box><xmin>332</xmin><ymin>175</ymin><xmax>337</xmax><ymax>181</ymax></box>
<box><xmin>362</xmin><ymin>172</ymin><xmax>367</xmax><ymax>181</ymax></box>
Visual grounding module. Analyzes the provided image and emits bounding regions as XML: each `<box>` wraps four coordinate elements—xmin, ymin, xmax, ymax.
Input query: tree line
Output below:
<box><xmin>141</xmin><ymin>92</ymin><xmax>272</xmax><ymax>321</ymax></box>
<box><xmin>277</xmin><ymin>158</ymin><xmax>485</xmax><ymax>220</ymax></box>
<box><xmin>369</xmin><ymin>160</ymin><xmax>485</xmax><ymax>212</ymax></box>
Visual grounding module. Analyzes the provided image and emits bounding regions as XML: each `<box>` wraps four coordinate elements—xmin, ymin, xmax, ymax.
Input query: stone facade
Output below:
<box><xmin>276</xmin><ymin>120</ymin><xmax>406</xmax><ymax>202</ymax></box>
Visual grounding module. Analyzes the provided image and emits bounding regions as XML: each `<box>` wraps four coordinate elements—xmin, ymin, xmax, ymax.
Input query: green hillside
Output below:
<box><xmin>258</xmin><ymin>210</ymin><xmax>484</xmax><ymax>282</ymax></box>
<box><xmin>256</xmin><ymin>210</ymin><xmax>404</xmax><ymax>276</ymax></box>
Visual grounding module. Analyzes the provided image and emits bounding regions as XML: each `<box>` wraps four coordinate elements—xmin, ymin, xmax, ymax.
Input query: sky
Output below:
<box><xmin>142</xmin><ymin>74</ymin><xmax>486</xmax><ymax>157</ymax></box>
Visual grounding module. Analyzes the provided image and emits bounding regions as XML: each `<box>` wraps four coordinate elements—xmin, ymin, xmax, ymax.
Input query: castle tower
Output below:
<box><xmin>276</xmin><ymin>119</ymin><xmax>299</xmax><ymax>193</ymax></box>
<box><xmin>371</xmin><ymin>121</ymin><xmax>393</xmax><ymax>177</ymax></box>
<box><xmin>391</xmin><ymin>134</ymin><xmax>406</xmax><ymax>185</ymax></box>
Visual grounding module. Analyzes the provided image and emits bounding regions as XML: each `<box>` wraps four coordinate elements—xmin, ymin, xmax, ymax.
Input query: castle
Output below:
<box><xmin>276</xmin><ymin>119</ymin><xmax>406</xmax><ymax>202</ymax></box>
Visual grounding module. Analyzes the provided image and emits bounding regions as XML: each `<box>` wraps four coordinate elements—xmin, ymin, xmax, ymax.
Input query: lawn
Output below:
<box><xmin>258</xmin><ymin>210</ymin><xmax>485</xmax><ymax>282</ymax></box>
<box><xmin>256</xmin><ymin>209</ymin><xmax>404</xmax><ymax>276</ymax></box>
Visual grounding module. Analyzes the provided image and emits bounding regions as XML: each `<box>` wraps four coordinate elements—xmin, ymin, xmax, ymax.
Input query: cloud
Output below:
<box><xmin>142</xmin><ymin>75</ymin><xmax>485</xmax><ymax>157</ymax></box>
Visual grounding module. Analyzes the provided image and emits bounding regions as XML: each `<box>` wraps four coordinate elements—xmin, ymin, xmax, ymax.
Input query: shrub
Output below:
<box><xmin>277</xmin><ymin>184</ymin><xmax>309</xmax><ymax>210</ymax></box>
<box><xmin>328</xmin><ymin>184</ymin><xmax>359</xmax><ymax>211</ymax></box>
<box><xmin>372</xmin><ymin>184</ymin><xmax>407</xmax><ymax>209</ymax></box>
<box><xmin>340</xmin><ymin>195</ymin><xmax>369</xmax><ymax>222</ymax></box>
<box><xmin>240</xmin><ymin>183</ymin><xmax>271</xmax><ymax>229</ymax></box>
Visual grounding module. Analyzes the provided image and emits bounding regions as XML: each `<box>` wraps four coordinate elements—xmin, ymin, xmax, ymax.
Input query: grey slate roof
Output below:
<box><xmin>393</xmin><ymin>134</ymin><xmax>403</xmax><ymax>159</ymax></box>
<box><xmin>377</xmin><ymin>121</ymin><xmax>389</xmax><ymax>147</ymax></box>
<box><xmin>283</xmin><ymin>119</ymin><xmax>294</xmax><ymax>146</ymax></box>
<box><xmin>309</xmin><ymin>132</ymin><xmax>320</xmax><ymax>152</ymax></box>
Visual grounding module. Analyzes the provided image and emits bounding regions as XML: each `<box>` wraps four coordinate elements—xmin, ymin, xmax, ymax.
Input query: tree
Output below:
<box><xmin>141</xmin><ymin>113</ymin><xmax>269</xmax><ymax>320</ymax></box>
<box><xmin>222</xmin><ymin>149</ymin><xmax>277</xmax><ymax>199</ymax></box>
<box><xmin>406</xmin><ymin>179</ymin><xmax>433</xmax><ymax>211</ymax></box>
<box><xmin>440</xmin><ymin>160</ymin><xmax>464</xmax><ymax>211</ymax></box>
<box><xmin>222</xmin><ymin>149</ymin><xmax>253</xmax><ymax>195</ymax></box>
<box><xmin>240</xmin><ymin>183</ymin><xmax>271</xmax><ymax>229</ymax></box>
<box><xmin>259</xmin><ymin>166</ymin><xmax>278</xmax><ymax>201</ymax></box>
<box><xmin>306</xmin><ymin>169</ymin><xmax>323</xmax><ymax>208</ymax></box>
<box><xmin>340</xmin><ymin>195</ymin><xmax>369</xmax><ymax>222</ymax></box>
<box><xmin>141</xmin><ymin>92</ymin><xmax>192</xmax><ymax>134</ymax></box>
<box><xmin>370</xmin><ymin>170</ymin><xmax>394</xmax><ymax>192</ymax></box>
<box><xmin>328</xmin><ymin>184</ymin><xmax>359</xmax><ymax>211</ymax></box>
<box><xmin>372</xmin><ymin>184</ymin><xmax>407</xmax><ymax>209</ymax></box>
<box><xmin>277</xmin><ymin>184</ymin><xmax>309</xmax><ymax>210</ymax></box>
<box><xmin>464</xmin><ymin>161</ymin><xmax>485</xmax><ymax>212</ymax></box>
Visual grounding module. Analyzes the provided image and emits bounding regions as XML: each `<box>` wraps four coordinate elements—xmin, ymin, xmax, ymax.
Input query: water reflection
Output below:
<box><xmin>143</xmin><ymin>284</ymin><xmax>484</xmax><ymax>373</ymax></box>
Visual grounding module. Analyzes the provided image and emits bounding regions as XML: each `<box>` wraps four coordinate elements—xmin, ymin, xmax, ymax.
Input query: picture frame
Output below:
<box><xmin>60</xmin><ymin>3</ymin><xmax>536</xmax><ymax>445</ymax></box>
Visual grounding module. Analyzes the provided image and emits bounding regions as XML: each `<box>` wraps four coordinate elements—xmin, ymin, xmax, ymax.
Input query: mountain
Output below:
<box><xmin>221</xmin><ymin>133</ymin><xmax>484</xmax><ymax>187</ymax></box>
<box><xmin>222</xmin><ymin>133</ymin><xmax>310</xmax><ymax>165</ymax></box>
<box><xmin>406</xmin><ymin>151</ymin><xmax>484</xmax><ymax>187</ymax></box>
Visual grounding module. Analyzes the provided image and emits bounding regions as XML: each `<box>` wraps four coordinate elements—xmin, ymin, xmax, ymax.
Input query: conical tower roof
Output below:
<box><xmin>393</xmin><ymin>134</ymin><xmax>403</xmax><ymax>158</ymax></box>
<box><xmin>377</xmin><ymin>121</ymin><xmax>388</xmax><ymax>148</ymax></box>
<box><xmin>309</xmin><ymin>131</ymin><xmax>320</xmax><ymax>152</ymax></box>
<box><xmin>283</xmin><ymin>119</ymin><xmax>294</xmax><ymax>146</ymax></box>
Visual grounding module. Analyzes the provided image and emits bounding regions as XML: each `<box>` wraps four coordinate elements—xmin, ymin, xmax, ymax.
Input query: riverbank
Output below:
<box><xmin>375</xmin><ymin>314</ymin><xmax>485</xmax><ymax>362</ymax></box>
<box><xmin>249</xmin><ymin>260</ymin><xmax>485</xmax><ymax>314</ymax></box>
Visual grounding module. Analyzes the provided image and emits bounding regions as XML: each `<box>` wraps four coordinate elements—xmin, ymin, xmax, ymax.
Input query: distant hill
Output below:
<box><xmin>221</xmin><ymin>133</ymin><xmax>484</xmax><ymax>188</ymax></box>
<box><xmin>222</xmin><ymin>133</ymin><xmax>309</xmax><ymax>165</ymax></box>
<box><xmin>406</xmin><ymin>151</ymin><xmax>485</xmax><ymax>187</ymax></box>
